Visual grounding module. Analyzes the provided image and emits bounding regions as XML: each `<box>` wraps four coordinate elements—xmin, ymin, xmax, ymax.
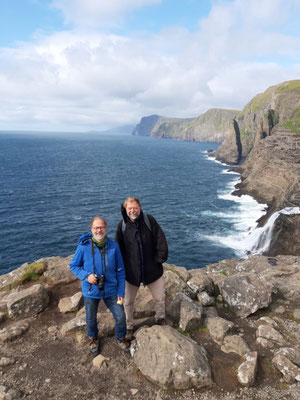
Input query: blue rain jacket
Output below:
<box><xmin>69</xmin><ymin>233</ymin><xmax>125</xmax><ymax>299</ymax></box>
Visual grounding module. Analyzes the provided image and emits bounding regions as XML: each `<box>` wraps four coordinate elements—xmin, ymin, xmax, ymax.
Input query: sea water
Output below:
<box><xmin>0</xmin><ymin>132</ymin><xmax>267</xmax><ymax>274</ymax></box>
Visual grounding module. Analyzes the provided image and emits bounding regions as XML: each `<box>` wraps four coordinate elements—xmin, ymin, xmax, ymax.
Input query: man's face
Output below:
<box><xmin>125</xmin><ymin>201</ymin><xmax>141</xmax><ymax>222</ymax></box>
<box><xmin>91</xmin><ymin>218</ymin><xmax>107</xmax><ymax>241</ymax></box>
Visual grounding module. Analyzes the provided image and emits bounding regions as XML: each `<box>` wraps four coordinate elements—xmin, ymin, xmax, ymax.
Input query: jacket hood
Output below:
<box><xmin>121</xmin><ymin>204</ymin><xmax>144</xmax><ymax>224</ymax></box>
<box><xmin>78</xmin><ymin>232</ymin><xmax>92</xmax><ymax>245</ymax></box>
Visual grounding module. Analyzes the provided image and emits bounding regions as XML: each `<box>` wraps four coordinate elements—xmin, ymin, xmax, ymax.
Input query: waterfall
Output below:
<box><xmin>245</xmin><ymin>207</ymin><xmax>300</xmax><ymax>255</ymax></box>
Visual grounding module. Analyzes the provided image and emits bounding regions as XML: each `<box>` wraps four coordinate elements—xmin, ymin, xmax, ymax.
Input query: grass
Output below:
<box><xmin>1</xmin><ymin>262</ymin><xmax>46</xmax><ymax>291</ymax></box>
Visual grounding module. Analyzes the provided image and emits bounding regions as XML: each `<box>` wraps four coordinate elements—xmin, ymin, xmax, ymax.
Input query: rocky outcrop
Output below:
<box><xmin>132</xmin><ymin>109</ymin><xmax>239</xmax><ymax>143</ymax></box>
<box><xmin>215</xmin><ymin>80</ymin><xmax>300</xmax><ymax>256</ymax></box>
<box><xmin>1</xmin><ymin>255</ymin><xmax>300</xmax><ymax>399</ymax></box>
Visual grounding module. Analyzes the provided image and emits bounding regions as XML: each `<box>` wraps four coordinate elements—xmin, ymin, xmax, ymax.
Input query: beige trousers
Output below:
<box><xmin>124</xmin><ymin>276</ymin><xmax>165</xmax><ymax>329</ymax></box>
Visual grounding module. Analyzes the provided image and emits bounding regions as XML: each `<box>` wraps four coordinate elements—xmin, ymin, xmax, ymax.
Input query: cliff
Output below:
<box><xmin>214</xmin><ymin>80</ymin><xmax>300</xmax><ymax>256</ymax></box>
<box><xmin>1</xmin><ymin>255</ymin><xmax>300</xmax><ymax>399</ymax></box>
<box><xmin>132</xmin><ymin>109</ymin><xmax>239</xmax><ymax>143</ymax></box>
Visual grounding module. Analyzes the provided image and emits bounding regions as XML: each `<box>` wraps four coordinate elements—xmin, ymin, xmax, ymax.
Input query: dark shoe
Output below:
<box><xmin>156</xmin><ymin>318</ymin><xmax>167</xmax><ymax>326</ymax></box>
<box><xmin>89</xmin><ymin>337</ymin><xmax>99</xmax><ymax>354</ymax></box>
<box><xmin>116</xmin><ymin>337</ymin><xmax>131</xmax><ymax>353</ymax></box>
<box><xmin>125</xmin><ymin>329</ymin><xmax>134</xmax><ymax>341</ymax></box>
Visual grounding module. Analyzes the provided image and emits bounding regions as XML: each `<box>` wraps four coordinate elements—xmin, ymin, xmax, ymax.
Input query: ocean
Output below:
<box><xmin>0</xmin><ymin>131</ymin><xmax>267</xmax><ymax>275</ymax></box>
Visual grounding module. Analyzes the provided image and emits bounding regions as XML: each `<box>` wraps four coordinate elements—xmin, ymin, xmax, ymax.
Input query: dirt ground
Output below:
<box><xmin>1</xmin><ymin>281</ymin><xmax>300</xmax><ymax>400</ymax></box>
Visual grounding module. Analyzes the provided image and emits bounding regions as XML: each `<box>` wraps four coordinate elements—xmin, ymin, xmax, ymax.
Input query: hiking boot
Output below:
<box><xmin>125</xmin><ymin>329</ymin><xmax>134</xmax><ymax>341</ymax></box>
<box><xmin>89</xmin><ymin>337</ymin><xmax>99</xmax><ymax>354</ymax></box>
<box><xmin>116</xmin><ymin>337</ymin><xmax>130</xmax><ymax>353</ymax></box>
<box><xmin>156</xmin><ymin>318</ymin><xmax>167</xmax><ymax>326</ymax></box>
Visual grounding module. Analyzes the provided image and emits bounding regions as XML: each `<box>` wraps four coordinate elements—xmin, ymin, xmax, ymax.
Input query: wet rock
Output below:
<box><xmin>7</xmin><ymin>284</ymin><xmax>49</xmax><ymax>319</ymax></box>
<box><xmin>237</xmin><ymin>351</ymin><xmax>258</xmax><ymax>387</ymax></box>
<box><xmin>131</xmin><ymin>325</ymin><xmax>213</xmax><ymax>389</ymax></box>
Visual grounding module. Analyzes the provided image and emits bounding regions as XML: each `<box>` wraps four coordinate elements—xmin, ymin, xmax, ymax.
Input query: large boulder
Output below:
<box><xmin>131</xmin><ymin>325</ymin><xmax>213</xmax><ymax>389</ymax></box>
<box><xmin>221</xmin><ymin>273</ymin><xmax>273</xmax><ymax>318</ymax></box>
<box><xmin>7</xmin><ymin>284</ymin><xmax>49</xmax><ymax>319</ymax></box>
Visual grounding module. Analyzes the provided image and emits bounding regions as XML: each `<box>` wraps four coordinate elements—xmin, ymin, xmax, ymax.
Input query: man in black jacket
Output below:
<box><xmin>115</xmin><ymin>197</ymin><xmax>168</xmax><ymax>339</ymax></box>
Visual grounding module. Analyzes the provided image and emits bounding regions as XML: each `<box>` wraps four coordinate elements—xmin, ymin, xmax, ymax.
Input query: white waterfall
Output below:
<box><xmin>245</xmin><ymin>207</ymin><xmax>300</xmax><ymax>255</ymax></box>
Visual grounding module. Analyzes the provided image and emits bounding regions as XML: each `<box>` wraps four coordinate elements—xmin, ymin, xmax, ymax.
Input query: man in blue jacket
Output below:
<box><xmin>70</xmin><ymin>215</ymin><xmax>129</xmax><ymax>354</ymax></box>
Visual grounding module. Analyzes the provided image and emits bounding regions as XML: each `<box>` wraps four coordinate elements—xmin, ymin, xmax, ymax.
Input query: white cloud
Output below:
<box><xmin>51</xmin><ymin>0</ymin><xmax>161</xmax><ymax>28</ymax></box>
<box><xmin>0</xmin><ymin>0</ymin><xmax>300</xmax><ymax>131</ymax></box>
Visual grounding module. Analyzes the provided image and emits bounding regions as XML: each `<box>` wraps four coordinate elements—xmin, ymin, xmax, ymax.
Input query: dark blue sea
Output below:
<box><xmin>0</xmin><ymin>132</ymin><xmax>267</xmax><ymax>275</ymax></box>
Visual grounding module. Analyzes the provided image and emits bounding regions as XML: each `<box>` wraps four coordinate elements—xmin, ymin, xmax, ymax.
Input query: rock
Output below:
<box><xmin>0</xmin><ymin>320</ymin><xmax>30</xmax><ymax>343</ymax></box>
<box><xmin>164</xmin><ymin>263</ymin><xmax>191</xmax><ymax>282</ymax></box>
<box><xmin>58</xmin><ymin>292</ymin><xmax>83</xmax><ymax>313</ymax></box>
<box><xmin>274</xmin><ymin>347</ymin><xmax>300</xmax><ymax>367</ymax></box>
<box><xmin>164</xmin><ymin>270</ymin><xmax>193</xmax><ymax>298</ymax></box>
<box><xmin>187</xmin><ymin>270</ymin><xmax>215</xmax><ymax>295</ymax></box>
<box><xmin>61</xmin><ymin>314</ymin><xmax>86</xmax><ymax>338</ymax></box>
<box><xmin>221</xmin><ymin>335</ymin><xmax>251</xmax><ymax>356</ymax></box>
<box><xmin>131</xmin><ymin>325</ymin><xmax>213</xmax><ymax>389</ymax></box>
<box><xmin>0</xmin><ymin>357</ymin><xmax>15</xmax><ymax>367</ymax></box>
<box><xmin>197</xmin><ymin>292</ymin><xmax>215</xmax><ymax>306</ymax></box>
<box><xmin>42</xmin><ymin>255</ymin><xmax>75</xmax><ymax>283</ymax></box>
<box><xmin>256</xmin><ymin>324</ymin><xmax>286</xmax><ymax>345</ymax></box>
<box><xmin>205</xmin><ymin>317</ymin><xmax>234</xmax><ymax>345</ymax></box>
<box><xmin>221</xmin><ymin>273</ymin><xmax>273</xmax><ymax>318</ymax></box>
<box><xmin>293</xmin><ymin>309</ymin><xmax>300</xmax><ymax>320</ymax></box>
<box><xmin>7</xmin><ymin>284</ymin><xmax>49</xmax><ymax>319</ymax></box>
<box><xmin>0</xmin><ymin>312</ymin><xmax>6</xmax><ymax>322</ymax></box>
<box><xmin>270</xmin><ymin>304</ymin><xmax>286</xmax><ymax>314</ymax></box>
<box><xmin>92</xmin><ymin>354</ymin><xmax>110</xmax><ymax>368</ymax></box>
<box><xmin>167</xmin><ymin>293</ymin><xmax>203</xmax><ymax>331</ymax></box>
<box><xmin>272</xmin><ymin>354</ymin><xmax>300</xmax><ymax>383</ymax></box>
<box><xmin>256</xmin><ymin>337</ymin><xmax>274</xmax><ymax>348</ymax></box>
<box><xmin>237</xmin><ymin>352</ymin><xmax>258</xmax><ymax>387</ymax></box>
<box><xmin>256</xmin><ymin>316</ymin><xmax>278</xmax><ymax>327</ymax></box>
<box><xmin>179</xmin><ymin>297</ymin><xmax>203</xmax><ymax>332</ymax></box>
<box><xmin>0</xmin><ymin>385</ymin><xmax>23</xmax><ymax>399</ymax></box>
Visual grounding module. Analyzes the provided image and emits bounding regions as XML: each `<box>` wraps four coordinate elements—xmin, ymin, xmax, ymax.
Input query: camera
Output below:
<box><xmin>96</xmin><ymin>275</ymin><xmax>105</xmax><ymax>290</ymax></box>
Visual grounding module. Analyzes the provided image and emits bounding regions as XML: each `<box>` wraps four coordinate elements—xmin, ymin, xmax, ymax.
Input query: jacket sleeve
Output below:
<box><xmin>115</xmin><ymin>242</ymin><xmax>126</xmax><ymax>297</ymax></box>
<box><xmin>69</xmin><ymin>246</ymin><xmax>90</xmax><ymax>281</ymax></box>
<box><xmin>150</xmin><ymin>216</ymin><xmax>168</xmax><ymax>264</ymax></box>
<box><xmin>115</xmin><ymin>220</ymin><xmax>126</xmax><ymax>258</ymax></box>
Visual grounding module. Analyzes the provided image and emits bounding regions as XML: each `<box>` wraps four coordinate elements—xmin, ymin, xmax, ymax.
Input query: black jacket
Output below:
<box><xmin>115</xmin><ymin>206</ymin><xmax>168</xmax><ymax>286</ymax></box>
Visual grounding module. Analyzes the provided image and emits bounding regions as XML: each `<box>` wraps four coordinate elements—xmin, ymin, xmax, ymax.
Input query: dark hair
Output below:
<box><xmin>89</xmin><ymin>215</ymin><xmax>107</xmax><ymax>229</ymax></box>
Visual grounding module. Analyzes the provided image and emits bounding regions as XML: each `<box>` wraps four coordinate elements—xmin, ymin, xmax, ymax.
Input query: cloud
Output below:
<box><xmin>0</xmin><ymin>0</ymin><xmax>300</xmax><ymax>131</ymax></box>
<box><xmin>51</xmin><ymin>0</ymin><xmax>161</xmax><ymax>28</ymax></box>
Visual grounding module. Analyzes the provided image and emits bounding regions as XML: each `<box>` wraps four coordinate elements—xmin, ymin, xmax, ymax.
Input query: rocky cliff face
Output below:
<box><xmin>215</xmin><ymin>80</ymin><xmax>300</xmax><ymax>256</ymax></box>
<box><xmin>132</xmin><ymin>109</ymin><xmax>239</xmax><ymax>143</ymax></box>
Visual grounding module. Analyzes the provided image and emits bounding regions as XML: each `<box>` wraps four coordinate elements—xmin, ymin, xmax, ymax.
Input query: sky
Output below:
<box><xmin>0</xmin><ymin>0</ymin><xmax>300</xmax><ymax>132</ymax></box>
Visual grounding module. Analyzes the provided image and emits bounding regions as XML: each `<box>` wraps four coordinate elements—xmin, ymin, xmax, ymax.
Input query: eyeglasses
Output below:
<box><xmin>92</xmin><ymin>226</ymin><xmax>106</xmax><ymax>230</ymax></box>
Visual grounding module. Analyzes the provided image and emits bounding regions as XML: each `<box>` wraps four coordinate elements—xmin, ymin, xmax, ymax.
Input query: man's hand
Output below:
<box><xmin>117</xmin><ymin>297</ymin><xmax>124</xmax><ymax>305</ymax></box>
<box><xmin>88</xmin><ymin>274</ymin><xmax>97</xmax><ymax>284</ymax></box>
